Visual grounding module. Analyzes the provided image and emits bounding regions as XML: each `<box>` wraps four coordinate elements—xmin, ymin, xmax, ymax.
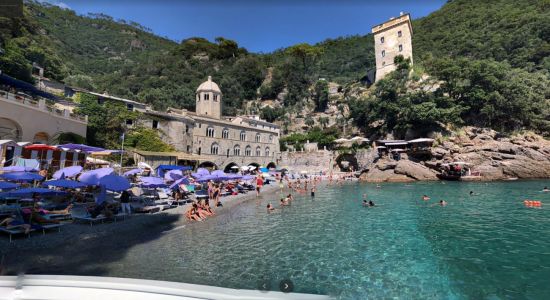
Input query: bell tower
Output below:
<box><xmin>195</xmin><ymin>76</ymin><xmax>222</xmax><ymax>119</ymax></box>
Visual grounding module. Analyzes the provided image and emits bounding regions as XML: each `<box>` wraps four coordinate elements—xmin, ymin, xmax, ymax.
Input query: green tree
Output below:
<box><xmin>314</xmin><ymin>80</ymin><xmax>329</xmax><ymax>111</ymax></box>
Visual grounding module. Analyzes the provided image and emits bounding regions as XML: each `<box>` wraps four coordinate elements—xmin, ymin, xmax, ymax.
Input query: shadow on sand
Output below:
<box><xmin>0</xmin><ymin>213</ymin><xmax>181</xmax><ymax>276</ymax></box>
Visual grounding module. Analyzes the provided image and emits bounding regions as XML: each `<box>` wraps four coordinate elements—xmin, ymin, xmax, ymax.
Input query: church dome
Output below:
<box><xmin>196</xmin><ymin>76</ymin><xmax>221</xmax><ymax>93</ymax></box>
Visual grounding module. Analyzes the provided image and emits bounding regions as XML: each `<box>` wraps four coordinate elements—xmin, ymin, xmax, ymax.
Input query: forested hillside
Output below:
<box><xmin>1</xmin><ymin>0</ymin><xmax>548</xmax><ymax>139</ymax></box>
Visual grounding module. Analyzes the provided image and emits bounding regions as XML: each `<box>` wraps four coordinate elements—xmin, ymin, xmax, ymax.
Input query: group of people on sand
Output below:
<box><xmin>0</xmin><ymin>193</ymin><xmax>73</xmax><ymax>234</ymax></box>
<box><xmin>185</xmin><ymin>200</ymin><xmax>215</xmax><ymax>221</ymax></box>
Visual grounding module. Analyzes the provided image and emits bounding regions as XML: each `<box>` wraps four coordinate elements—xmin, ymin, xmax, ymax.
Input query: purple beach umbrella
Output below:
<box><xmin>42</xmin><ymin>179</ymin><xmax>89</xmax><ymax>189</ymax></box>
<box><xmin>0</xmin><ymin>172</ymin><xmax>44</xmax><ymax>182</ymax></box>
<box><xmin>140</xmin><ymin>176</ymin><xmax>166</xmax><ymax>188</ymax></box>
<box><xmin>78</xmin><ymin>168</ymin><xmax>114</xmax><ymax>185</ymax></box>
<box><xmin>0</xmin><ymin>181</ymin><xmax>19</xmax><ymax>190</ymax></box>
<box><xmin>98</xmin><ymin>174</ymin><xmax>131</xmax><ymax>192</ymax></box>
<box><xmin>53</xmin><ymin>166</ymin><xmax>83</xmax><ymax>179</ymax></box>
<box><xmin>0</xmin><ymin>187</ymin><xmax>67</xmax><ymax>198</ymax></box>
<box><xmin>196</xmin><ymin>168</ymin><xmax>210</xmax><ymax>176</ymax></box>
<box><xmin>169</xmin><ymin>177</ymin><xmax>190</xmax><ymax>189</ymax></box>
<box><xmin>57</xmin><ymin>143</ymin><xmax>105</xmax><ymax>153</ymax></box>
<box><xmin>164</xmin><ymin>170</ymin><xmax>183</xmax><ymax>181</ymax></box>
<box><xmin>123</xmin><ymin>168</ymin><xmax>142</xmax><ymax>177</ymax></box>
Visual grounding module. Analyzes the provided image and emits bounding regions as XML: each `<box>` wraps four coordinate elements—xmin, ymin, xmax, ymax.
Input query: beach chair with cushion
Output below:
<box><xmin>70</xmin><ymin>204</ymin><xmax>106</xmax><ymax>226</ymax></box>
<box><xmin>0</xmin><ymin>227</ymin><xmax>35</xmax><ymax>242</ymax></box>
<box><xmin>38</xmin><ymin>223</ymin><xmax>64</xmax><ymax>235</ymax></box>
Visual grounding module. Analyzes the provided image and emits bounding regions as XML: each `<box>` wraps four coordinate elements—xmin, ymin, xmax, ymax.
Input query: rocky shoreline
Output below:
<box><xmin>360</xmin><ymin>127</ymin><xmax>550</xmax><ymax>182</ymax></box>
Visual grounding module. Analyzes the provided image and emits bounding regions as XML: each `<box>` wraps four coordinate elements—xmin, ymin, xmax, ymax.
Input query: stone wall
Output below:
<box><xmin>280</xmin><ymin>150</ymin><xmax>335</xmax><ymax>173</ymax></box>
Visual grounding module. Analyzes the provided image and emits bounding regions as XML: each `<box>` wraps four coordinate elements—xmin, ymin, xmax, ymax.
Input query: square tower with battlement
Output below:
<box><xmin>372</xmin><ymin>13</ymin><xmax>413</xmax><ymax>82</ymax></box>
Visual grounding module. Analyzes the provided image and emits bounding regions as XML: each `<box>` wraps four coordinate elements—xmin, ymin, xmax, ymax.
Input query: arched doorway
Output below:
<box><xmin>0</xmin><ymin>118</ymin><xmax>22</xmax><ymax>141</ymax></box>
<box><xmin>224</xmin><ymin>162</ymin><xmax>239</xmax><ymax>173</ymax></box>
<box><xmin>248</xmin><ymin>162</ymin><xmax>260</xmax><ymax>168</ymax></box>
<box><xmin>33</xmin><ymin>132</ymin><xmax>50</xmax><ymax>144</ymax></box>
<box><xmin>198</xmin><ymin>161</ymin><xmax>218</xmax><ymax>170</ymax></box>
<box><xmin>266</xmin><ymin>162</ymin><xmax>277</xmax><ymax>169</ymax></box>
<box><xmin>335</xmin><ymin>153</ymin><xmax>358</xmax><ymax>172</ymax></box>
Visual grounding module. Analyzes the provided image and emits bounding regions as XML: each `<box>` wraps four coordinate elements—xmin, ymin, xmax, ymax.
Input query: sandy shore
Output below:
<box><xmin>0</xmin><ymin>183</ymin><xmax>282</xmax><ymax>274</ymax></box>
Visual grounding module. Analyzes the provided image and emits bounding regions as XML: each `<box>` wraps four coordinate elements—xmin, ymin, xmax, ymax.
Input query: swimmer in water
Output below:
<box><xmin>422</xmin><ymin>195</ymin><xmax>430</xmax><ymax>201</ymax></box>
<box><xmin>376</xmin><ymin>184</ymin><xmax>381</xmax><ymax>189</ymax></box>
<box><xmin>279</xmin><ymin>198</ymin><xmax>288</xmax><ymax>207</ymax></box>
<box><xmin>267</xmin><ymin>203</ymin><xmax>275</xmax><ymax>212</ymax></box>
<box><xmin>362</xmin><ymin>200</ymin><xmax>368</xmax><ymax>206</ymax></box>
<box><xmin>368</xmin><ymin>200</ymin><xmax>375</xmax><ymax>207</ymax></box>
<box><xmin>543</xmin><ymin>186</ymin><xmax>549</xmax><ymax>192</ymax></box>
<box><xmin>439</xmin><ymin>200</ymin><xmax>447</xmax><ymax>206</ymax></box>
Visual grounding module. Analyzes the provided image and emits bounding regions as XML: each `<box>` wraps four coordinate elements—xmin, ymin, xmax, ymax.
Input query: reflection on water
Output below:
<box><xmin>102</xmin><ymin>180</ymin><xmax>550</xmax><ymax>299</ymax></box>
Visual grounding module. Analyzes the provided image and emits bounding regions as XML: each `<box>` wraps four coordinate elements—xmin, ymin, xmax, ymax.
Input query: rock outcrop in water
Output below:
<box><xmin>360</xmin><ymin>127</ymin><xmax>550</xmax><ymax>182</ymax></box>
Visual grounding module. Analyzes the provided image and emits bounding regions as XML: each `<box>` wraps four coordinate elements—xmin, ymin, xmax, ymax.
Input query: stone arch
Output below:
<box><xmin>0</xmin><ymin>118</ymin><xmax>22</xmax><ymax>141</ymax></box>
<box><xmin>33</xmin><ymin>132</ymin><xmax>50</xmax><ymax>144</ymax></box>
<box><xmin>248</xmin><ymin>162</ymin><xmax>260</xmax><ymax>168</ymax></box>
<box><xmin>224</xmin><ymin>162</ymin><xmax>239</xmax><ymax>173</ymax></box>
<box><xmin>335</xmin><ymin>153</ymin><xmax>359</xmax><ymax>172</ymax></box>
<box><xmin>266</xmin><ymin>162</ymin><xmax>277</xmax><ymax>169</ymax></box>
<box><xmin>198</xmin><ymin>161</ymin><xmax>218</xmax><ymax>170</ymax></box>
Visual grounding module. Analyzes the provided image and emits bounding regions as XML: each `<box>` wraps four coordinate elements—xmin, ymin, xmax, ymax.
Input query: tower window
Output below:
<box><xmin>233</xmin><ymin>145</ymin><xmax>241</xmax><ymax>156</ymax></box>
<box><xmin>240</xmin><ymin>131</ymin><xmax>246</xmax><ymax>141</ymax></box>
<box><xmin>398</xmin><ymin>31</ymin><xmax>402</xmax><ymax>37</ymax></box>
<box><xmin>380</xmin><ymin>37</ymin><xmax>384</xmax><ymax>43</ymax></box>
<box><xmin>255</xmin><ymin>133</ymin><xmax>261</xmax><ymax>142</ymax></box>
<box><xmin>152</xmin><ymin>120</ymin><xmax>158</xmax><ymax>129</ymax></box>
<box><xmin>213</xmin><ymin>94</ymin><xmax>218</xmax><ymax>101</ymax></box>
<box><xmin>222</xmin><ymin>128</ymin><xmax>229</xmax><ymax>139</ymax></box>
<box><xmin>399</xmin><ymin>44</ymin><xmax>403</xmax><ymax>52</ymax></box>
<box><xmin>265</xmin><ymin>147</ymin><xmax>270</xmax><ymax>157</ymax></box>
<box><xmin>203</xmin><ymin>93</ymin><xmax>209</xmax><ymax>100</ymax></box>
<box><xmin>256</xmin><ymin>146</ymin><xmax>261</xmax><ymax>156</ymax></box>
<box><xmin>381</xmin><ymin>50</ymin><xmax>385</xmax><ymax>57</ymax></box>
<box><xmin>245</xmin><ymin>146</ymin><xmax>251</xmax><ymax>156</ymax></box>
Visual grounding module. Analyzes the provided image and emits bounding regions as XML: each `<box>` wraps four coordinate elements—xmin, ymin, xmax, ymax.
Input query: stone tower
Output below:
<box><xmin>195</xmin><ymin>76</ymin><xmax>222</xmax><ymax>119</ymax></box>
<box><xmin>372</xmin><ymin>12</ymin><xmax>413</xmax><ymax>82</ymax></box>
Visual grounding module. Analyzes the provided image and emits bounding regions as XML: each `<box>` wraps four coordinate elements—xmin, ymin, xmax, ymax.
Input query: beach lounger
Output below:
<box><xmin>39</xmin><ymin>223</ymin><xmax>64</xmax><ymax>235</ymax></box>
<box><xmin>45</xmin><ymin>213</ymin><xmax>72</xmax><ymax>222</ymax></box>
<box><xmin>72</xmin><ymin>214</ymin><xmax>107</xmax><ymax>226</ymax></box>
<box><xmin>0</xmin><ymin>227</ymin><xmax>35</xmax><ymax>242</ymax></box>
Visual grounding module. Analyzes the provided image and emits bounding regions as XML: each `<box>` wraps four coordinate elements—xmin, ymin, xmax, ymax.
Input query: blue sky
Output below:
<box><xmin>44</xmin><ymin>0</ymin><xmax>446</xmax><ymax>53</ymax></box>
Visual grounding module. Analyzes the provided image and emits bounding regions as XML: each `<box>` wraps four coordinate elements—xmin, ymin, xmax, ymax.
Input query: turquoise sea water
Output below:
<box><xmin>107</xmin><ymin>180</ymin><xmax>550</xmax><ymax>299</ymax></box>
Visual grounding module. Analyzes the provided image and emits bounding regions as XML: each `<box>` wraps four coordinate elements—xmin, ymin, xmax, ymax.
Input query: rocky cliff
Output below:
<box><xmin>360</xmin><ymin>127</ymin><xmax>550</xmax><ymax>182</ymax></box>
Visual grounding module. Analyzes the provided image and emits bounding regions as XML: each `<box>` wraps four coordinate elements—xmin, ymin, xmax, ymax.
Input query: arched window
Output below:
<box><xmin>222</xmin><ymin>128</ymin><xmax>229</xmax><ymax>139</ymax></box>
<box><xmin>233</xmin><ymin>145</ymin><xmax>241</xmax><ymax>156</ymax></box>
<box><xmin>240</xmin><ymin>131</ymin><xmax>246</xmax><ymax>141</ymax></box>
<box><xmin>203</xmin><ymin>93</ymin><xmax>209</xmax><ymax>100</ymax></box>
<box><xmin>206</xmin><ymin>127</ymin><xmax>215</xmax><ymax>137</ymax></box>
<box><xmin>210</xmin><ymin>143</ymin><xmax>219</xmax><ymax>155</ymax></box>
<box><xmin>255</xmin><ymin>133</ymin><xmax>261</xmax><ymax>142</ymax></box>
<box><xmin>265</xmin><ymin>147</ymin><xmax>270</xmax><ymax>157</ymax></box>
<box><xmin>245</xmin><ymin>145</ymin><xmax>251</xmax><ymax>156</ymax></box>
<box><xmin>256</xmin><ymin>146</ymin><xmax>261</xmax><ymax>157</ymax></box>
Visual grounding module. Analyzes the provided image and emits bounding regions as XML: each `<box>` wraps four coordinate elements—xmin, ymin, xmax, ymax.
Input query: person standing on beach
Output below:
<box><xmin>120</xmin><ymin>190</ymin><xmax>131</xmax><ymax>215</ymax></box>
<box><xmin>311</xmin><ymin>186</ymin><xmax>315</xmax><ymax>197</ymax></box>
<box><xmin>256</xmin><ymin>175</ymin><xmax>263</xmax><ymax>197</ymax></box>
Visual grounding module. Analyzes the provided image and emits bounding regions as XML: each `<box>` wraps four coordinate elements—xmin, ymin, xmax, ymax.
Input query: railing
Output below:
<box><xmin>0</xmin><ymin>88</ymin><xmax>88</xmax><ymax>123</ymax></box>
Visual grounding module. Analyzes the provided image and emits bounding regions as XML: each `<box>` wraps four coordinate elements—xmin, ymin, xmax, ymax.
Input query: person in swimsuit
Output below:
<box><xmin>311</xmin><ymin>186</ymin><xmax>315</xmax><ymax>197</ymax></box>
<box><xmin>368</xmin><ymin>200</ymin><xmax>375</xmax><ymax>207</ymax></box>
<box><xmin>422</xmin><ymin>195</ymin><xmax>430</xmax><ymax>201</ymax></box>
<box><xmin>185</xmin><ymin>203</ymin><xmax>203</xmax><ymax>221</ymax></box>
<box><xmin>267</xmin><ymin>203</ymin><xmax>275</xmax><ymax>212</ymax></box>
<box><xmin>287</xmin><ymin>194</ymin><xmax>294</xmax><ymax>201</ymax></box>
<box><xmin>213</xmin><ymin>185</ymin><xmax>220</xmax><ymax>207</ymax></box>
<box><xmin>439</xmin><ymin>200</ymin><xmax>447</xmax><ymax>206</ymax></box>
<box><xmin>280</xmin><ymin>198</ymin><xmax>288</xmax><ymax>207</ymax></box>
<box><xmin>543</xmin><ymin>187</ymin><xmax>549</xmax><ymax>192</ymax></box>
<box><xmin>362</xmin><ymin>200</ymin><xmax>368</xmax><ymax>207</ymax></box>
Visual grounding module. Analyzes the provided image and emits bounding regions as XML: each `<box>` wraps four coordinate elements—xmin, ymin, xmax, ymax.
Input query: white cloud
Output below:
<box><xmin>55</xmin><ymin>2</ymin><xmax>71</xmax><ymax>10</ymax></box>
